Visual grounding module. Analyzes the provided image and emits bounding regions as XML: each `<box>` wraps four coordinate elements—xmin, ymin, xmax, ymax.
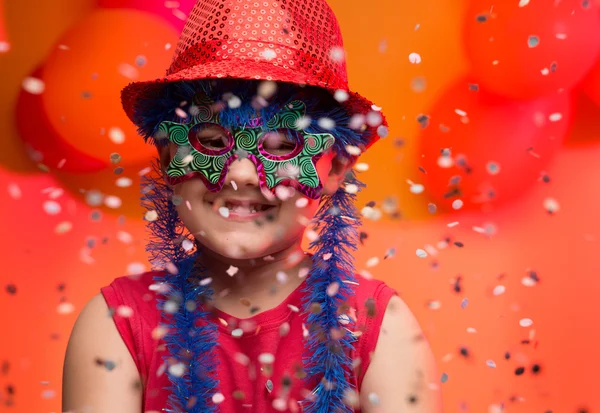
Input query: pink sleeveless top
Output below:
<box><xmin>101</xmin><ymin>271</ymin><xmax>397</xmax><ymax>412</ymax></box>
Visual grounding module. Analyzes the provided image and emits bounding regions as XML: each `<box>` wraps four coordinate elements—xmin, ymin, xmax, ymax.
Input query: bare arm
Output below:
<box><xmin>360</xmin><ymin>295</ymin><xmax>443</xmax><ymax>413</ymax></box>
<box><xmin>62</xmin><ymin>293</ymin><xmax>143</xmax><ymax>413</ymax></box>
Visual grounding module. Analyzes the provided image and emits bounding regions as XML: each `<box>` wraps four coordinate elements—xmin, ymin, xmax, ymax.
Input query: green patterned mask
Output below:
<box><xmin>158</xmin><ymin>100</ymin><xmax>335</xmax><ymax>199</ymax></box>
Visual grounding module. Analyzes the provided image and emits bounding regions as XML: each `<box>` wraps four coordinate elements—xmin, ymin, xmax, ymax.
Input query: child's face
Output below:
<box><xmin>158</xmin><ymin>139</ymin><xmax>348</xmax><ymax>260</ymax></box>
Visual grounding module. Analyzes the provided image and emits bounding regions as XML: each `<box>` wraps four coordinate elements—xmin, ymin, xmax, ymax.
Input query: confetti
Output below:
<box><xmin>55</xmin><ymin>221</ymin><xmax>73</xmax><ymax>234</ymax></box>
<box><xmin>0</xmin><ymin>42</ymin><xmax>10</xmax><ymax>53</ymax></box>
<box><xmin>164</xmin><ymin>300</ymin><xmax>179</xmax><ymax>314</ymax></box>
<box><xmin>117</xmin><ymin>305</ymin><xmax>134</xmax><ymax>318</ymax></box>
<box><xmin>227</xmin><ymin>95</ymin><xmax>242</xmax><ymax>109</ymax></box>
<box><xmin>116</xmin><ymin>177</ymin><xmax>133</xmax><ymax>188</ymax></box>
<box><xmin>232</xmin><ymin>328</ymin><xmax>244</xmax><ymax>338</ymax></box>
<box><xmin>272</xmin><ymin>398</ymin><xmax>286</xmax><ymax>411</ymax></box>
<box><xmin>295</xmin><ymin>197</ymin><xmax>308</xmax><ymax>208</ymax></box>
<box><xmin>334</xmin><ymin>90</ymin><xmax>349</xmax><ymax>102</ymax></box>
<box><xmin>135</xmin><ymin>55</ymin><xmax>147</xmax><ymax>67</ymax></box>
<box><xmin>329</xmin><ymin>46</ymin><xmax>345</xmax><ymax>62</ymax></box>
<box><xmin>169</xmin><ymin>363</ymin><xmax>186</xmax><ymax>377</ymax></box>
<box><xmin>384</xmin><ymin>248</ymin><xmax>396</xmax><ymax>259</ymax></box>
<box><xmin>108</xmin><ymin>127</ymin><xmax>125</xmax><ymax>144</ymax></box>
<box><xmin>43</xmin><ymin>201</ymin><xmax>61</xmax><ymax>215</ymax></box>
<box><xmin>437</xmin><ymin>154</ymin><xmax>454</xmax><ymax>168</ymax></box>
<box><xmin>349</xmin><ymin>114</ymin><xmax>365</xmax><ymax>130</ymax></box>
<box><xmin>8</xmin><ymin>183</ymin><xmax>22</xmax><ymax>200</ymax></box>
<box><xmin>527</xmin><ymin>35</ymin><xmax>540</xmax><ymax>48</ymax></box>
<box><xmin>57</xmin><ymin>302</ymin><xmax>75</xmax><ymax>315</ymax></box>
<box><xmin>409</xmin><ymin>183</ymin><xmax>424</xmax><ymax>194</ymax></box>
<box><xmin>549</xmin><ymin>112</ymin><xmax>563</xmax><ymax>122</ymax></box>
<box><xmin>493</xmin><ymin>285</ymin><xmax>506</xmax><ymax>296</ymax></box>
<box><xmin>104</xmin><ymin>195</ymin><xmax>122</xmax><ymax>209</ymax></box>
<box><xmin>279</xmin><ymin>322</ymin><xmax>290</xmax><ymax>336</ymax></box>
<box><xmin>294</xmin><ymin>116</ymin><xmax>311</xmax><ymax>130</ymax></box>
<box><xmin>519</xmin><ymin>318</ymin><xmax>533</xmax><ymax>327</ymax></box>
<box><xmin>416</xmin><ymin>249</ymin><xmax>427</xmax><ymax>258</ymax></box>
<box><xmin>408</xmin><ymin>52</ymin><xmax>422</xmax><ymax>64</ymax></box>
<box><xmin>368</xmin><ymin>392</ymin><xmax>380</xmax><ymax>405</ymax></box>
<box><xmin>519</xmin><ymin>0</ymin><xmax>530</xmax><ymax>6</ymax></box>
<box><xmin>258</xmin><ymin>353</ymin><xmax>275</xmax><ymax>364</ymax></box>
<box><xmin>461</xmin><ymin>298</ymin><xmax>469</xmax><ymax>309</ymax></box>
<box><xmin>440</xmin><ymin>373</ymin><xmax>449</xmax><ymax>383</ymax></box>
<box><xmin>427</xmin><ymin>300</ymin><xmax>441</xmax><ymax>310</ymax></box>
<box><xmin>175</xmin><ymin>108</ymin><xmax>188</xmax><ymax>118</ymax></box>
<box><xmin>227</xmin><ymin>266</ymin><xmax>238</xmax><ymax>276</ymax></box>
<box><xmin>377</xmin><ymin>125</ymin><xmax>389</xmax><ymax>138</ymax></box>
<box><xmin>118</xmin><ymin>62</ymin><xmax>140</xmax><ymax>80</ymax></box>
<box><xmin>219</xmin><ymin>207</ymin><xmax>230</xmax><ymax>217</ymax></box>
<box><xmin>234</xmin><ymin>353</ymin><xmax>250</xmax><ymax>366</ymax></box>
<box><xmin>543</xmin><ymin>197</ymin><xmax>559</xmax><ymax>214</ymax></box>
<box><xmin>411</xmin><ymin>76</ymin><xmax>426</xmax><ymax>93</ymax></box>
<box><xmin>258</xmin><ymin>81</ymin><xmax>277</xmax><ymax>98</ymax></box>
<box><xmin>366</xmin><ymin>111</ymin><xmax>383</xmax><ymax>127</ymax></box>
<box><xmin>127</xmin><ymin>262</ymin><xmax>146</xmax><ymax>275</ymax></box>
<box><xmin>260</xmin><ymin>48</ymin><xmax>277</xmax><ymax>60</ymax></box>
<box><xmin>86</xmin><ymin>190</ymin><xmax>104</xmax><ymax>207</ymax></box>
<box><xmin>366</xmin><ymin>257</ymin><xmax>379</xmax><ymax>268</ymax></box>
<box><xmin>361</xmin><ymin>206</ymin><xmax>382</xmax><ymax>221</ymax></box>
<box><xmin>486</xmin><ymin>161</ymin><xmax>500</xmax><ymax>175</ymax></box>
<box><xmin>182</xmin><ymin>239</ymin><xmax>194</xmax><ymax>251</ymax></box>
<box><xmin>327</xmin><ymin>282</ymin><xmax>340</xmax><ymax>296</ymax></box>
<box><xmin>452</xmin><ymin>200</ymin><xmax>464</xmax><ymax>210</ymax></box>
<box><xmin>22</xmin><ymin>77</ymin><xmax>45</xmax><ymax>94</ymax></box>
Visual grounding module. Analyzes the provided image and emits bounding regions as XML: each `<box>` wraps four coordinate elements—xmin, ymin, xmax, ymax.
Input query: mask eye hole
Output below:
<box><xmin>189</xmin><ymin>123</ymin><xmax>233</xmax><ymax>154</ymax></box>
<box><xmin>259</xmin><ymin>129</ymin><xmax>303</xmax><ymax>158</ymax></box>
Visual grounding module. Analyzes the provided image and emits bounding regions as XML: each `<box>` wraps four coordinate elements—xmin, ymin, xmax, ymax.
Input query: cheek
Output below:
<box><xmin>314</xmin><ymin>153</ymin><xmax>334</xmax><ymax>182</ymax></box>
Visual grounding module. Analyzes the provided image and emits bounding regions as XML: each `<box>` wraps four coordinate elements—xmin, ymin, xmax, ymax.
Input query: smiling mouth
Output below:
<box><xmin>205</xmin><ymin>200</ymin><xmax>278</xmax><ymax>220</ymax></box>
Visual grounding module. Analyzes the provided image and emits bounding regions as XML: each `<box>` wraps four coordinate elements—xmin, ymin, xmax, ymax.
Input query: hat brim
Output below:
<box><xmin>121</xmin><ymin>59</ymin><xmax>386</xmax><ymax>151</ymax></box>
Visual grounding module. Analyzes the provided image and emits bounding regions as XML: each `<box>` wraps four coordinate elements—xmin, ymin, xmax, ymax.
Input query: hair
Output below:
<box><xmin>133</xmin><ymin>79</ymin><xmax>364</xmax><ymax>163</ymax></box>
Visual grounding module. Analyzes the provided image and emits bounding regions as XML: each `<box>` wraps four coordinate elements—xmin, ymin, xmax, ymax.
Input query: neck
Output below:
<box><xmin>194</xmin><ymin>241</ymin><xmax>312</xmax><ymax>315</ymax></box>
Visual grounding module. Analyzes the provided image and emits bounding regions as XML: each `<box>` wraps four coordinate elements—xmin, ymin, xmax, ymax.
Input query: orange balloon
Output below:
<box><xmin>463</xmin><ymin>0</ymin><xmax>600</xmax><ymax>99</ymax></box>
<box><xmin>328</xmin><ymin>0</ymin><xmax>471</xmax><ymax>220</ymax></box>
<box><xmin>417</xmin><ymin>77</ymin><xmax>572</xmax><ymax>212</ymax></box>
<box><xmin>41</xmin><ymin>9</ymin><xmax>177</xmax><ymax>167</ymax></box>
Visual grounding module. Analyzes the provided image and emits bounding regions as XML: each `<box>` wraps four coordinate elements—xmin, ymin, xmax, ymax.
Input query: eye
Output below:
<box><xmin>261</xmin><ymin>130</ymin><xmax>301</xmax><ymax>156</ymax></box>
<box><xmin>190</xmin><ymin>123</ymin><xmax>232</xmax><ymax>151</ymax></box>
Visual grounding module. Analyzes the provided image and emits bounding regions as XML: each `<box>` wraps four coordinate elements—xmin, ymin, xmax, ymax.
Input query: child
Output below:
<box><xmin>62</xmin><ymin>0</ymin><xmax>442</xmax><ymax>412</ymax></box>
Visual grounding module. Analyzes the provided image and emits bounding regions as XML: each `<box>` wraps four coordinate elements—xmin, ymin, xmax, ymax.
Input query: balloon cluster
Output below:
<box><xmin>418</xmin><ymin>0</ymin><xmax>600</xmax><ymax>211</ymax></box>
<box><xmin>15</xmin><ymin>2</ymin><xmax>192</xmax><ymax>216</ymax></box>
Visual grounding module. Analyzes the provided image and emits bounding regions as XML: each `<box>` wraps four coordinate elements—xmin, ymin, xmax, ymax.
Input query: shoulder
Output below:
<box><xmin>100</xmin><ymin>271</ymin><xmax>165</xmax><ymax>316</ymax></box>
<box><xmin>63</xmin><ymin>292</ymin><xmax>143</xmax><ymax>412</ymax></box>
<box><xmin>359</xmin><ymin>294</ymin><xmax>444</xmax><ymax>412</ymax></box>
<box><xmin>346</xmin><ymin>275</ymin><xmax>397</xmax><ymax>324</ymax></box>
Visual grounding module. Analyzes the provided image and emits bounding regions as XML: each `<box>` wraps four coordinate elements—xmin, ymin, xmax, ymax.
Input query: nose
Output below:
<box><xmin>223</xmin><ymin>154</ymin><xmax>262</xmax><ymax>191</ymax></box>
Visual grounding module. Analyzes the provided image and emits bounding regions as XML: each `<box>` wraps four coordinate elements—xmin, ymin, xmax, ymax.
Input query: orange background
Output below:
<box><xmin>1</xmin><ymin>0</ymin><xmax>599</xmax><ymax>412</ymax></box>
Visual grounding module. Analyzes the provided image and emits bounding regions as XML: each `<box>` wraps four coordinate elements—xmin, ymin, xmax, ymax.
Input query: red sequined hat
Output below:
<box><xmin>121</xmin><ymin>0</ymin><xmax>387</xmax><ymax>149</ymax></box>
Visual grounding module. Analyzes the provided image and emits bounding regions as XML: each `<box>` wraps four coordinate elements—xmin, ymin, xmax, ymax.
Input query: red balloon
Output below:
<box><xmin>0</xmin><ymin>0</ymin><xmax>8</xmax><ymax>53</ymax></box>
<box><xmin>16</xmin><ymin>67</ymin><xmax>107</xmax><ymax>172</ymax></box>
<box><xmin>417</xmin><ymin>78</ymin><xmax>572</xmax><ymax>212</ymax></box>
<box><xmin>98</xmin><ymin>0</ymin><xmax>195</xmax><ymax>31</ymax></box>
<box><xmin>583</xmin><ymin>53</ymin><xmax>600</xmax><ymax>107</ymax></box>
<box><xmin>463</xmin><ymin>0</ymin><xmax>600</xmax><ymax>99</ymax></box>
